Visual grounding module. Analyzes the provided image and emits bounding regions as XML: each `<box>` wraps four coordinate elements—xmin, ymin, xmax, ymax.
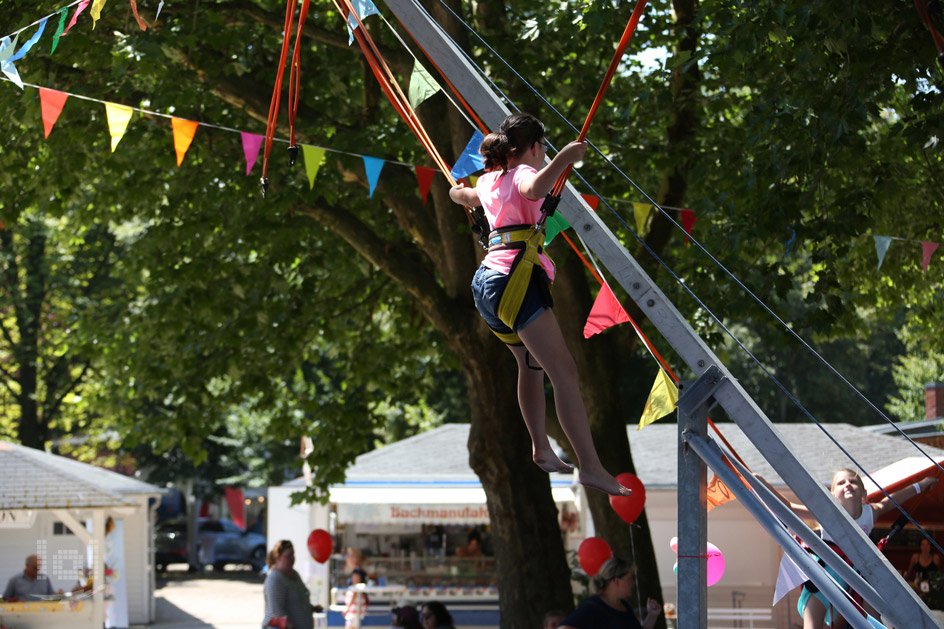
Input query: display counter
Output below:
<box><xmin>0</xmin><ymin>599</ymin><xmax>93</xmax><ymax>628</ymax></box>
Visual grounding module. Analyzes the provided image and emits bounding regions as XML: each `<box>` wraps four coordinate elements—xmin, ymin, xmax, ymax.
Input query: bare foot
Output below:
<box><xmin>533</xmin><ymin>448</ymin><xmax>574</xmax><ymax>474</ymax></box>
<box><xmin>579</xmin><ymin>468</ymin><xmax>632</xmax><ymax>496</ymax></box>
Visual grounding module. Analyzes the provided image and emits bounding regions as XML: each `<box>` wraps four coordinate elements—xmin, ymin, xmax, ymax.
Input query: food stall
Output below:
<box><xmin>268</xmin><ymin>425</ymin><xmax>583</xmax><ymax>627</ymax></box>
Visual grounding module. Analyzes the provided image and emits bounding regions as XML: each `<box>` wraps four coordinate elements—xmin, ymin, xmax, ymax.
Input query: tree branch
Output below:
<box><xmin>42</xmin><ymin>362</ymin><xmax>91</xmax><ymax>427</ymax></box>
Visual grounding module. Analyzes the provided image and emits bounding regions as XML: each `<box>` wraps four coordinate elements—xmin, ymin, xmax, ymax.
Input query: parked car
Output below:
<box><xmin>154</xmin><ymin>518</ymin><xmax>267</xmax><ymax>572</ymax></box>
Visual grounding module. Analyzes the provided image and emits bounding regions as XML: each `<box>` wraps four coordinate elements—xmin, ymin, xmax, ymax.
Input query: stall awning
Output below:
<box><xmin>863</xmin><ymin>456</ymin><xmax>944</xmax><ymax>526</ymax></box>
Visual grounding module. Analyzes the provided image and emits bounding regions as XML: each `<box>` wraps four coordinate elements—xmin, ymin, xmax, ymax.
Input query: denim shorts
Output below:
<box><xmin>471</xmin><ymin>264</ymin><xmax>552</xmax><ymax>336</ymax></box>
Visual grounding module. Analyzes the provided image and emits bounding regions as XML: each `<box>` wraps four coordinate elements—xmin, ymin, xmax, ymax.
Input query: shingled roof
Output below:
<box><xmin>0</xmin><ymin>441</ymin><xmax>161</xmax><ymax>510</ymax></box>
<box><xmin>314</xmin><ymin>422</ymin><xmax>944</xmax><ymax>490</ymax></box>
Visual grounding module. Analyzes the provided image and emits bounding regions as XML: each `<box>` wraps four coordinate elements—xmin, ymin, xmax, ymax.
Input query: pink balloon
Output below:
<box><xmin>706</xmin><ymin>542</ymin><xmax>725</xmax><ymax>587</ymax></box>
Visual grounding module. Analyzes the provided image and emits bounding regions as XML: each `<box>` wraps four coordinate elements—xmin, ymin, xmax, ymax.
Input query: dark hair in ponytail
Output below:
<box><xmin>478</xmin><ymin>112</ymin><xmax>545</xmax><ymax>173</ymax></box>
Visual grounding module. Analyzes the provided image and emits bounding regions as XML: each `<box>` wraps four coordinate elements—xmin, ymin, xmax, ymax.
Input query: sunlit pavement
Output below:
<box><xmin>141</xmin><ymin>565</ymin><xmax>265</xmax><ymax>629</ymax></box>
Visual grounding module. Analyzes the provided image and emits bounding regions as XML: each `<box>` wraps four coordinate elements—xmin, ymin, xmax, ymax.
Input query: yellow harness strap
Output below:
<box><xmin>483</xmin><ymin>225</ymin><xmax>550</xmax><ymax>347</ymax></box>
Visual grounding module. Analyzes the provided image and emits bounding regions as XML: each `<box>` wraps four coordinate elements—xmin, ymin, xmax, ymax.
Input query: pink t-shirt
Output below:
<box><xmin>476</xmin><ymin>165</ymin><xmax>555</xmax><ymax>280</ymax></box>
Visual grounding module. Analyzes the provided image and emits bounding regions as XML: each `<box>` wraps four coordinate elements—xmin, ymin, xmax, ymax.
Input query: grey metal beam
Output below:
<box><xmin>380</xmin><ymin>1</ymin><xmax>940</xmax><ymax>626</ymax></box>
<box><xmin>677</xmin><ymin>384</ymin><xmax>709</xmax><ymax>629</ymax></box>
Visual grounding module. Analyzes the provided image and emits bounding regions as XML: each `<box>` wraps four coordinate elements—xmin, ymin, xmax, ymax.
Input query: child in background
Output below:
<box><xmin>343</xmin><ymin>569</ymin><xmax>369</xmax><ymax>629</ymax></box>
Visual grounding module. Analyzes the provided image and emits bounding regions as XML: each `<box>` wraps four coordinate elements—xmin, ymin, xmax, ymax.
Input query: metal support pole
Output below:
<box><xmin>681</xmin><ymin>432</ymin><xmax>876</xmax><ymax>629</ymax></box>
<box><xmin>677</xmin><ymin>379</ymin><xmax>710</xmax><ymax>629</ymax></box>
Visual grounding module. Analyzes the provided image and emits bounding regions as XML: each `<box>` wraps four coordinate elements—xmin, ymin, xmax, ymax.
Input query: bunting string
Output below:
<box><xmin>1</xmin><ymin>0</ymin><xmax>84</xmax><ymax>42</ymax></box>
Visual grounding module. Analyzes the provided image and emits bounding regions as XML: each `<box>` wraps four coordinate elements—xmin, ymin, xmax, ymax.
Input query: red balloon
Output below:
<box><xmin>578</xmin><ymin>537</ymin><xmax>612</xmax><ymax>576</ymax></box>
<box><xmin>609</xmin><ymin>473</ymin><xmax>646</xmax><ymax>524</ymax></box>
<box><xmin>307</xmin><ymin>529</ymin><xmax>334</xmax><ymax>564</ymax></box>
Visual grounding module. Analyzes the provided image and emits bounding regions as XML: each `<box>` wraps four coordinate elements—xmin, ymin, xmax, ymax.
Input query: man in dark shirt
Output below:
<box><xmin>3</xmin><ymin>554</ymin><xmax>57</xmax><ymax>601</ymax></box>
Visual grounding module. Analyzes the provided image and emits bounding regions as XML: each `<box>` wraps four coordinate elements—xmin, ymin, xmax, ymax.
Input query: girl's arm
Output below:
<box><xmin>449</xmin><ymin>183</ymin><xmax>480</xmax><ymax>207</ymax></box>
<box><xmin>754</xmin><ymin>474</ymin><xmax>814</xmax><ymax>521</ymax></box>
<box><xmin>519</xmin><ymin>141</ymin><xmax>588</xmax><ymax>200</ymax></box>
<box><xmin>871</xmin><ymin>476</ymin><xmax>939</xmax><ymax>517</ymax></box>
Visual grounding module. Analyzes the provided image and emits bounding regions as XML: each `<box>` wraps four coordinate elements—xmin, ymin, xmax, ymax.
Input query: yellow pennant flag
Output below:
<box><xmin>468</xmin><ymin>175</ymin><xmax>478</xmax><ymax>188</ymax></box>
<box><xmin>172</xmin><ymin>118</ymin><xmax>199</xmax><ymax>166</ymax></box>
<box><xmin>90</xmin><ymin>0</ymin><xmax>108</xmax><ymax>29</ymax></box>
<box><xmin>638</xmin><ymin>368</ymin><xmax>678</xmax><ymax>430</ymax></box>
<box><xmin>302</xmin><ymin>145</ymin><xmax>326</xmax><ymax>189</ymax></box>
<box><xmin>104</xmin><ymin>102</ymin><xmax>133</xmax><ymax>152</ymax></box>
<box><xmin>633</xmin><ymin>203</ymin><xmax>651</xmax><ymax>235</ymax></box>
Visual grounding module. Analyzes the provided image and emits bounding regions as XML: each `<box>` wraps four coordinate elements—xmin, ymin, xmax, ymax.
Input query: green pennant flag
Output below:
<box><xmin>408</xmin><ymin>59</ymin><xmax>441</xmax><ymax>110</ymax></box>
<box><xmin>303</xmin><ymin>145</ymin><xmax>326</xmax><ymax>189</ymax></box>
<box><xmin>545</xmin><ymin>212</ymin><xmax>571</xmax><ymax>246</ymax></box>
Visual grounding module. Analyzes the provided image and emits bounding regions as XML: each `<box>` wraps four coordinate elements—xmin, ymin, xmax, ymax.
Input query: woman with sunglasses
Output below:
<box><xmin>559</xmin><ymin>557</ymin><xmax>661</xmax><ymax>629</ymax></box>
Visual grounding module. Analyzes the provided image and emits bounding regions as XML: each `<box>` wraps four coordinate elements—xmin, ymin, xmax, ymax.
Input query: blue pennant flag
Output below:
<box><xmin>362</xmin><ymin>156</ymin><xmax>384</xmax><ymax>198</ymax></box>
<box><xmin>450</xmin><ymin>131</ymin><xmax>485</xmax><ymax>180</ymax></box>
<box><xmin>11</xmin><ymin>18</ymin><xmax>48</xmax><ymax>62</ymax></box>
<box><xmin>1</xmin><ymin>36</ymin><xmax>22</xmax><ymax>89</ymax></box>
<box><xmin>347</xmin><ymin>0</ymin><xmax>380</xmax><ymax>45</ymax></box>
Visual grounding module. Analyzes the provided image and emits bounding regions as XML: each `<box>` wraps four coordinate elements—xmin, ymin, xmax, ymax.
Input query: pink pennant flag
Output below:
<box><xmin>241</xmin><ymin>132</ymin><xmax>264</xmax><ymax>175</ymax></box>
<box><xmin>64</xmin><ymin>0</ymin><xmax>91</xmax><ymax>34</ymax></box>
<box><xmin>583</xmin><ymin>284</ymin><xmax>631</xmax><ymax>339</ymax></box>
<box><xmin>415</xmin><ymin>166</ymin><xmax>436</xmax><ymax>205</ymax></box>
<box><xmin>921</xmin><ymin>241</ymin><xmax>939</xmax><ymax>272</ymax></box>
<box><xmin>680</xmin><ymin>209</ymin><xmax>697</xmax><ymax>243</ymax></box>
<box><xmin>39</xmin><ymin>88</ymin><xmax>69</xmax><ymax>138</ymax></box>
<box><xmin>171</xmin><ymin>118</ymin><xmax>199</xmax><ymax>166</ymax></box>
<box><xmin>581</xmin><ymin>194</ymin><xmax>600</xmax><ymax>211</ymax></box>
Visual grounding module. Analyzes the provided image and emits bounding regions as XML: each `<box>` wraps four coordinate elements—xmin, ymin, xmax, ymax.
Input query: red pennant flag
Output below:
<box><xmin>416</xmin><ymin>166</ymin><xmax>436</xmax><ymax>205</ymax></box>
<box><xmin>39</xmin><ymin>88</ymin><xmax>69</xmax><ymax>138</ymax></box>
<box><xmin>581</xmin><ymin>194</ymin><xmax>600</xmax><ymax>211</ymax></box>
<box><xmin>129</xmin><ymin>0</ymin><xmax>148</xmax><ymax>30</ymax></box>
<box><xmin>922</xmin><ymin>241</ymin><xmax>939</xmax><ymax>272</ymax></box>
<box><xmin>171</xmin><ymin>118</ymin><xmax>199</xmax><ymax>166</ymax></box>
<box><xmin>680</xmin><ymin>209</ymin><xmax>697</xmax><ymax>243</ymax></box>
<box><xmin>64</xmin><ymin>0</ymin><xmax>90</xmax><ymax>34</ymax></box>
<box><xmin>583</xmin><ymin>284</ymin><xmax>630</xmax><ymax>338</ymax></box>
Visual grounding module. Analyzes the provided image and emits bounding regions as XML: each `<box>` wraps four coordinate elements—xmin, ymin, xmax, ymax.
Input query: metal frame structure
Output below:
<box><xmin>379</xmin><ymin>1</ymin><xmax>941</xmax><ymax>626</ymax></box>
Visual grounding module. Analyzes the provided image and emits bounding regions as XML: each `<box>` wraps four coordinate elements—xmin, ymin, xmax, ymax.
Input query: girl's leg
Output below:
<box><xmin>517</xmin><ymin>309</ymin><xmax>630</xmax><ymax>496</ymax></box>
<box><xmin>507</xmin><ymin>344</ymin><xmax>572</xmax><ymax>473</ymax></box>
<box><xmin>802</xmin><ymin>595</ymin><xmax>827</xmax><ymax>629</ymax></box>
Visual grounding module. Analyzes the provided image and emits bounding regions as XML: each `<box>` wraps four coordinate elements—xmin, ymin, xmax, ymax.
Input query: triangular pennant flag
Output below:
<box><xmin>638</xmin><ymin>369</ymin><xmax>678</xmax><ymax>430</ymax></box>
<box><xmin>346</xmin><ymin>0</ymin><xmax>380</xmax><ymax>45</ymax></box>
<box><xmin>921</xmin><ymin>241</ymin><xmax>939</xmax><ymax>272</ymax></box>
<box><xmin>450</xmin><ymin>130</ymin><xmax>486</xmax><ymax>180</ymax></box>
<box><xmin>415</xmin><ymin>166</ymin><xmax>436</xmax><ymax>205</ymax></box>
<box><xmin>632</xmin><ymin>202</ymin><xmax>650</xmax><ymax>234</ymax></box>
<box><xmin>50</xmin><ymin>7</ymin><xmax>69</xmax><ymax>54</ymax></box>
<box><xmin>9</xmin><ymin>18</ymin><xmax>47</xmax><ymax>63</ymax></box>
<box><xmin>91</xmin><ymin>0</ymin><xmax>109</xmax><ymax>29</ymax></box>
<box><xmin>240</xmin><ymin>132</ymin><xmax>264</xmax><ymax>176</ymax></box>
<box><xmin>65</xmin><ymin>0</ymin><xmax>91</xmax><ymax>35</ymax></box>
<box><xmin>104</xmin><ymin>102</ymin><xmax>133</xmax><ymax>151</ymax></box>
<box><xmin>156</xmin><ymin>1</ymin><xmax>165</xmax><ymax>20</ymax></box>
<box><xmin>873</xmin><ymin>235</ymin><xmax>892</xmax><ymax>270</ymax></box>
<box><xmin>171</xmin><ymin>118</ymin><xmax>199</xmax><ymax>166</ymax></box>
<box><xmin>680</xmin><ymin>209</ymin><xmax>697</xmax><ymax>243</ymax></box>
<box><xmin>468</xmin><ymin>175</ymin><xmax>478</xmax><ymax>188</ymax></box>
<box><xmin>39</xmin><ymin>88</ymin><xmax>69</xmax><ymax>138</ymax></box>
<box><xmin>581</xmin><ymin>194</ymin><xmax>600</xmax><ymax>211</ymax></box>
<box><xmin>0</xmin><ymin>36</ymin><xmax>23</xmax><ymax>89</ymax></box>
<box><xmin>545</xmin><ymin>212</ymin><xmax>571</xmax><ymax>246</ymax></box>
<box><xmin>303</xmin><ymin>145</ymin><xmax>326</xmax><ymax>189</ymax></box>
<box><xmin>128</xmin><ymin>0</ymin><xmax>148</xmax><ymax>30</ymax></box>
<box><xmin>408</xmin><ymin>59</ymin><xmax>441</xmax><ymax>109</ymax></box>
<box><xmin>584</xmin><ymin>283</ymin><xmax>630</xmax><ymax>338</ymax></box>
<box><xmin>706</xmin><ymin>474</ymin><xmax>735</xmax><ymax>512</ymax></box>
<box><xmin>362</xmin><ymin>156</ymin><xmax>384</xmax><ymax>197</ymax></box>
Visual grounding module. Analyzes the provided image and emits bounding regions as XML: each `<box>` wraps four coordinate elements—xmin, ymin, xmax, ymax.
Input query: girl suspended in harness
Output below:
<box><xmin>449</xmin><ymin>112</ymin><xmax>630</xmax><ymax>496</ymax></box>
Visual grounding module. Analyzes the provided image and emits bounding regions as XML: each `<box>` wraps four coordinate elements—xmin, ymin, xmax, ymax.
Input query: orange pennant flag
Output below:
<box><xmin>171</xmin><ymin>118</ymin><xmax>199</xmax><ymax>166</ymax></box>
<box><xmin>128</xmin><ymin>0</ymin><xmax>148</xmax><ymax>30</ymax></box>
<box><xmin>415</xmin><ymin>166</ymin><xmax>436</xmax><ymax>205</ymax></box>
<box><xmin>583</xmin><ymin>283</ymin><xmax>630</xmax><ymax>338</ymax></box>
<box><xmin>581</xmin><ymin>194</ymin><xmax>600</xmax><ymax>211</ymax></box>
<box><xmin>706</xmin><ymin>475</ymin><xmax>735</xmax><ymax>511</ymax></box>
<box><xmin>39</xmin><ymin>88</ymin><xmax>69</xmax><ymax>138</ymax></box>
